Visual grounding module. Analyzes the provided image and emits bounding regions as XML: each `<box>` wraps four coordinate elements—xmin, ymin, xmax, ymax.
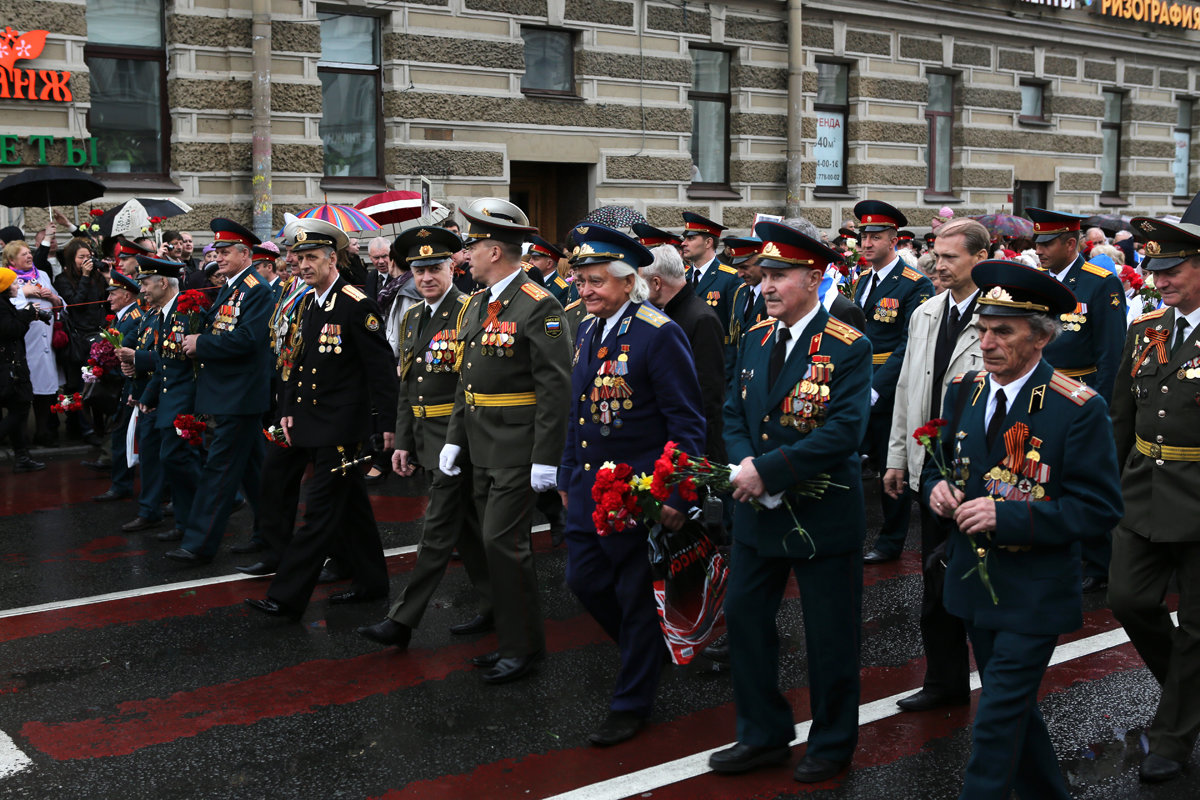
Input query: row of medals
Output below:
<box><xmin>873</xmin><ymin>300</ymin><xmax>899</xmax><ymax>323</ymax></box>
<box><xmin>781</xmin><ymin>378</ymin><xmax>829</xmax><ymax>432</ymax></box>
<box><xmin>424</xmin><ymin>332</ymin><xmax>457</xmax><ymax>372</ymax></box>
<box><xmin>163</xmin><ymin>322</ymin><xmax>186</xmax><ymax>358</ymax></box>
<box><xmin>213</xmin><ymin>303</ymin><xmax>239</xmax><ymax>333</ymax></box>
<box><xmin>1060</xmin><ymin>311</ymin><xmax>1087</xmax><ymax>332</ymax></box>
<box><xmin>1177</xmin><ymin>358</ymin><xmax>1200</xmax><ymax>380</ymax></box>
<box><xmin>985</xmin><ymin>465</ymin><xmax>1046</xmax><ymax>499</ymax></box>
<box><xmin>318</xmin><ymin>324</ymin><xmax>343</xmax><ymax>354</ymax></box>
<box><xmin>480</xmin><ymin>323</ymin><xmax>517</xmax><ymax>357</ymax></box>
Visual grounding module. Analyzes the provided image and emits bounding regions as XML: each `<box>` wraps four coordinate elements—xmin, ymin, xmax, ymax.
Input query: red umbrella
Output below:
<box><xmin>355</xmin><ymin>190</ymin><xmax>448</xmax><ymax>226</ymax></box>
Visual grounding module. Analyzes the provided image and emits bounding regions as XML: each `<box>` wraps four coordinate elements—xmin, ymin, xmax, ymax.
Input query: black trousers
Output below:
<box><xmin>865</xmin><ymin>409</ymin><xmax>912</xmax><ymax>557</ymax></box>
<box><xmin>0</xmin><ymin>394</ymin><xmax>31</xmax><ymax>452</ymax></box>
<box><xmin>916</xmin><ymin>486</ymin><xmax>971</xmax><ymax>697</ymax></box>
<box><xmin>255</xmin><ymin>442</ymin><xmax>311</xmax><ymax>568</ymax></box>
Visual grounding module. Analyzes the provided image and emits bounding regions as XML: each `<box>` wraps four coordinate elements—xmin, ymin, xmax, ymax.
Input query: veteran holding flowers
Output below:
<box><xmin>557</xmin><ymin>222</ymin><xmax>705</xmax><ymax>747</ymax></box>
<box><xmin>924</xmin><ymin>260</ymin><xmax>1123</xmax><ymax>800</ymax></box>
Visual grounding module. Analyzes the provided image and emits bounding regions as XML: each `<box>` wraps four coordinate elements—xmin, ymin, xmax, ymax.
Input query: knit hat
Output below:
<box><xmin>0</xmin><ymin>267</ymin><xmax>17</xmax><ymax>292</ymax></box>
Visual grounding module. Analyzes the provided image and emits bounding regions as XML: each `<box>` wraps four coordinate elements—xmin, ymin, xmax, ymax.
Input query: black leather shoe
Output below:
<box><xmin>234</xmin><ymin>561</ymin><xmax>278</xmax><ymax>576</ymax></box>
<box><xmin>244</xmin><ymin>597</ymin><xmax>301</xmax><ymax>620</ymax></box>
<box><xmin>472</xmin><ymin>650</ymin><xmax>502</xmax><ymax>668</ymax></box>
<box><xmin>317</xmin><ymin>566</ymin><xmax>350</xmax><ymax>584</ymax></box>
<box><xmin>588</xmin><ymin>711</ymin><xmax>645</xmax><ymax>747</ymax></box>
<box><xmin>94</xmin><ymin>489</ymin><xmax>130</xmax><ymax>502</ymax></box>
<box><xmin>793</xmin><ymin>755</ymin><xmax>849</xmax><ymax>783</ymax></box>
<box><xmin>449</xmin><ymin>613</ymin><xmax>494</xmax><ymax>635</ymax></box>
<box><xmin>13</xmin><ymin>455</ymin><xmax>46</xmax><ymax>473</ymax></box>
<box><xmin>481</xmin><ymin>655</ymin><xmax>539</xmax><ymax>685</ymax></box>
<box><xmin>896</xmin><ymin>689</ymin><xmax>971</xmax><ymax>712</ymax></box>
<box><xmin>702</xmin><ymin>633</ymin><xmax>730</xmax><ymax>664</ymax></box>
<box><xmin>328</xmin><ymin>589</ymin><xmax>386</xmax><ymax>605</ymax></box>
<box><xmin>708</xmin><ymin>743</ymin><xmax>791</xmax><ymax>774</ymax></box>
<box><xmin>162</xmin><ymin>501</ymin><xmax>174</xmax><ymax>517</ymax></box>
<box><xmin>229</xmin><ymin>540</ymin><xmax>264</xmax><ymax>554</ymax></box>
<box><xmin>863</xmin><ymin>548</ymin><xmax>898</xmax><ymax>564</ymax></box>
<box><xmin>165</xmin><ymin>548</ymin><xmax>210</xmax><ymax>565</ymax></box>
<box><xmin>1139</xmin><ymin>753</ymin><xmax>1184</xmax><ymax>783</ymax></box>
<box><xmin>81</xmin><ymin>459</ymin><xmax>111</xmax><ymax>472</ymax></box>
<box><xmin>156</xmin><ymin>528</ymin><xmax>183</xmax><ymax>542</ymax></box>
<box><xmin>549</xmin><ymin>520</ymin><xmax>565</xmax><ymax>548</ymax></box>
<box><xmin>121</xmin><ymin>516</ymin><xmax>161</xmax><ymax>532</ymax></box>
<box><xmin>1081</xmin><ymin>576</ymin><xmax>1108</xmax><ymax>594</ymax></box>
<box><xmin>357</xmin><ymin>619</ymin><xmax>412</xmax><ymax>648</ymax></box>
<box><xmin>363</xmin><ymin>469</ymin><xmax>389</xmax><ymax>485</ymax></box>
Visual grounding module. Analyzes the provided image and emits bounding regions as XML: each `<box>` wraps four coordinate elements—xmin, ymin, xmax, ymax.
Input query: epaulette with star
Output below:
<box><xmin>243</xmin><ymin>274</ymin><xmax>260</xmax><ymax>289</ymax></box>
<box><xmin>521</xmin><ymin>282</ymin><xmax>550</xmax><ymax>301</ymax></box>
<box><xmin>341</xmin><ymin>284</ymin><xmax>366</xmax><ymax>301</ymax></box>
<box><xmin>901</xmin><ymin>266</ymin><xmax>923</xmax><ymax>282</ymax></box>
<box><xmin>824</xmin><ymin>317</ymin><xmax>862</xmax><ymax>344</ymax></box>
<box><xmin>553</xmin><ymin>275</ymin><xmax>568</xmax><ymax>290</ymax></box>
<box><xmin>565</xmin><ymin>299</ymin><xmax>583</xmax><ymax>311</ymax></box>
<box><xmin>1133</xmin><ymin>308</ymin><xmax>1167</xmax><ymax>325</ymax></box>
<box><xmin>1080</xmin><ymin>261</ymin><xmax>1114</xmax><ymax>279</ymax></box>
<box><xmin>747</xmin><ymin>317</ymin><xmax>777</xmax><ymax>333</ymax></box>
<box><xmin>636</xmin><ymin>304</ymin><xmax>669</xmax><ymax>328</ymax></box>
<box><xmin>130</xmin><ymin>308</ymin><xmax>142</xmax><ymax>320</ymax></box>
<box><xmin>1049</xmin><ymin>371</ymin><xmax>1098</xmax><ymax>405</ymax></box>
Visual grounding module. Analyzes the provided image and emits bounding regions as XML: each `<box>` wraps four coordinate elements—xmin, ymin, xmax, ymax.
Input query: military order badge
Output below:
<box><xmin>365</xmin><ymin>313</ymin><xmax>381</xmax><ymax>332</ymax></box>
<box><xmin>544</xmin><ymin>315</ymin><xmax>563</xmax><ymax>338</ymax></box>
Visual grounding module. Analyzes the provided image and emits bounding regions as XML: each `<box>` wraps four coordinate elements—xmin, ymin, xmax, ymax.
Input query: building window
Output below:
<box><xmin>318</xmin><ymin>12</ymin><xmax>382</xmax><ymax>180</ymax></box>
<box><xmin>925</xmin><ymin>72</ymin><xmax>954</xmax><ymax>196</ymax></box>
<box><xmin>1173</xmin><ymin>98</ymin><xmax>1193</xmax><ymax>199</ymax></box>
<box><xmin>814</xmin><ymin>61</ymin><xmax>849</xmax><ymax>194</ymax></box>
<box><xmin>1019</xmin><ymin>80</ymin><xmax>1047</xmax><ymax>123</ymax></box>
<box><xmin>84</xmin><ymin>0</ymin><xmax>167</xmax><ymax>176</ymax></box>
<box><xmin>690</xmin><ymin>47</ymin><xmax>731</xmax><ymax>187</ymax></box>
<box><xmin>521</xmin><ymin>28</ymin><xmax>576</xmax><ymax>96</ymax></box>
<box><xmin>1101</xmin><ymin>89</ymin><xmax>1123</xmax><ymax>198</ymax></box>
<box><xmin>1013</xmin><ymin>180</ymin><xmax>1048</xmax><ymax>218</ymax></box>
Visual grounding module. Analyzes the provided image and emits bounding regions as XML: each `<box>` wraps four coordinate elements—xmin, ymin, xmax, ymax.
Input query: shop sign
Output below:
<box><xmin>0</xmin><ymin>134</ymin><xmax>99</xmax><ymax>166</ymax></box>
<box><xmin>1096</xmin><ymin>0</ymin><xmax>1200</xmax><ymax>27</ymax></box>
<box><xmin>0</xmin><ymin>27</ymin><xmax>72</xmax><ymax>102</ymax></box>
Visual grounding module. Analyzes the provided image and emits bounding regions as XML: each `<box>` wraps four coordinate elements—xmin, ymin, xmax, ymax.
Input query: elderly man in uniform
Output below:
<box><xmin>558</xmin><ymin>223</ymin><xmax>706</xmax><ymax>746</ymax></box>
<box><xmin>244</xmin><ymin>219</ymin><xmax>398</xmax><ymax>618</ymax></box>
<box><xmin>709</xmin><ymin>221</ymin><xmax>872</xmax><ymax>784</ymax></box>
<box><xmin>168</xmin><ymin>219</ymin><xmax>273</xmax><ymax>565</ymax></box>
<box><xmin>1109</xmin><ymin>208</ymin><xmax>1200</xmax><ymax>783</ymax></box>
<box><xmin>1028</xmin><ymin>207</ymin><xmax>1127</xmax><ymax>593</ymax></box>
<box><xmin>439</xmin><ymin>198</ymin><xmax>572</xmax><ymax>684</ymax></box>
<box><xmin>883</xmin><ymin>217</ymin><xmax>988</xmax><ymax>712</ymax></box>
<box><xmin>93</xmin><ymin>273</ymin><xmax>147</xmax><ymax>511</ymax></box>
<box><xmin>524</xmin><ymin>235</ymin><xmax>572</xmax><ymax>305</ymax></box>
<box><xmin>854</xmin><ymin>200</ymin><xmax>935</xmax><ymax>565</ymax></box>
<box><xmin>926</xmin><ymin>261</ymin><xmax>1122</xmax><ymax>800</ymax></box>
<box><xmin>357</xmin><ymin>225</ymin><xmax>493</xmax><ymax>647</ymax></box>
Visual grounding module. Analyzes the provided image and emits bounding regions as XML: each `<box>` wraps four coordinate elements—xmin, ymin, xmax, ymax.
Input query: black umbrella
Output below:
<box><xmin>1083</xmin><ymin>214</ymin><xmax>1132</xmax><ymax>236</ymax></box>
<box><xmin>0</xmin><ymin>166</ymin><xmax>105</xmax><ymax>213</ymax></box>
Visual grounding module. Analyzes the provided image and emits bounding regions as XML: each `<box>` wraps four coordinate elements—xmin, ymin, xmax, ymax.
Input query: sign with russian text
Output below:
<box><xmin>814</xmin><ymin>109</ymin><xmax>845</xmax><ymax>187</ymax></box>
<box><xmin>1097</xmin><ymin>0</ymin><xmax>1200</xmax><ymax>27</ymax></box>
<box><xmin>0</xmin><ymin>27</ymin><xmax>72</xmax><ymax>102</ymax></box>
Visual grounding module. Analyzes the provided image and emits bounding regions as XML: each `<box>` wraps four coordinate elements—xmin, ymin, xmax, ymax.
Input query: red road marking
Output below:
<box><xmin>369</xmin><ymin>495</ymin><xmax>429</xmax><ymax>523</ymax></box>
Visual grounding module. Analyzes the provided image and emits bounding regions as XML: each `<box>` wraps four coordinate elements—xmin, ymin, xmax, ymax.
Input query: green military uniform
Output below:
<box><xmin>563</xmin><ymin>297</ymin><xmax>589</xmax><ymax>341</ymax></box>
<box><xmin>1109</xmin><ymin>212</ymin><xmax>1200</xmax><ymax>780</ymax></box>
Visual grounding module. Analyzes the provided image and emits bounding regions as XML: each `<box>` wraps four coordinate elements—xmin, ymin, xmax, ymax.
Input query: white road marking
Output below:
<box><xmin>0</xmin><ymin>523</ymin><xmax>553</xmax><ymax>619</ymax></box>
<box><xmin>0</xmin><ymin>730</ymin><xmax>32</xmax><ymax>779</ymax></box>
<box><xmin>542</xmin><ymin>615</ymin><xmax>1173</xmax><ymax>800</ymax></box>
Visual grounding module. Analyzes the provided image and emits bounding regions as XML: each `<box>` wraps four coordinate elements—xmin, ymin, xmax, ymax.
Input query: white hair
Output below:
<box><xmin>164</xmin><ymin>276</ymin><xmax>179</xmax><ymax>291</ymax></box>
<box><xmin>605</xmin><ymin>260</ymin><xmax>650</xmax><ymax>303</ymax></box>
<box><xmin>641</xmin><ymin>244</ymin><xmax>687</xmax><ymax>284</ymax></box>
<box><xmin>368</xmin><ymin>236</ymin><xmax>390</xmax><ymax>255</ymax></box>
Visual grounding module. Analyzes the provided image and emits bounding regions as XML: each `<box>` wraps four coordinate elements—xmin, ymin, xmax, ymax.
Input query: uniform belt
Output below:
<box><xmin>463</xmin><ymin>391</ymin><xmax>537</xmax><ymax>407</ymax></box>
<box><xmin>1135</xmin><ymin>435</ymin><xmax>1200</xmax><ymax>462</ymax></box>
<box><xmin>1057</xmin><ymin>365</ymin><xmax>1097</xmax><ymax>378</ymax></box>
<box><xmin>411</xmin><ymin>403</ymin><xmax>454</xmax><ymax>418</ymax></box>
<box><xmin>872</xmin><ymin>351</ymin><xmax>893</xmax><ymax>365</ymax></box>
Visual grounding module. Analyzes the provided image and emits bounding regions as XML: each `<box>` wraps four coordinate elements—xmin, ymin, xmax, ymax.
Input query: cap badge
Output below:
<box><xmin>482</xmin><ymin>208</ymin><xmax>492</xmax><ymax>217</ymax></box>
<box><xmin>419</xmin><ymin>245</ymin><xmax>433</xmax><ymax>257</ymax></box>
<box><xmin>575</xmin><ymin>226</ymin><xmax>589</xmax><ymax>235</ymax></box>
<box><xmin>416</xmin><ymin>229</ymin><xmax>431</xmax><ymax>238</ymax></box>
<box><xmin>296</xmin><ymin>230</ymin><xmax>308</xmax><ymax>242</ymax></box>
<box><xmin>987</xmin><ymin>286</ymin><xmax>1013</xmax><ymax>302</ymax></box>
<box><xmin>1145</xmin><ymin>241</ymin><xmax>1161</xmax><ymax>255</ymax></box>
<box><xmin>1138</xmin><ymin>220</ymin><xmax>1156</xmax><ymax>232</ymax></box>
<box><xmin>761</xmin><ymin>242</ymin><xmax>783</xmax><ymax>259</ymax></box>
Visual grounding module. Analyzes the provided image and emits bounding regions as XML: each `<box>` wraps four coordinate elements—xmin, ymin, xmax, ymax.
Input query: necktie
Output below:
<box><xmin>689</xmin><ymin>268</ymin><xmax>699</xmax><ymax>286</ymax></box>
<box><xmin>1172</xmin><ymin>317</ymin><xmax>1190</xmax><ymax>357</ymax></box>
<box><xmin>860</xmin><ymin>273</ymin><xmax>877</xmax><ymax>308</ymax></box>
<box><xmin>768</xmin><ymin>328</ymin><xmax>790</xmax><ymax>387</ymax></box>
<box><xmin>986</xmin><ymin>388</ymin><xmax>1006</xmax><ymax>450</ymax></box>
<box><xmin>949</xmin><ymin>305</ymin><xmax>961</xmax><ymax>331</ymax></box>
<box><xmin>416</xmin><ymin>303</ymin><xmax>432</xmax><ymax>339</ymax></box>
<box><xmin>482</xmin><ymin>300</ymin><xmax>502</xmax><ymax>328</ymax></box>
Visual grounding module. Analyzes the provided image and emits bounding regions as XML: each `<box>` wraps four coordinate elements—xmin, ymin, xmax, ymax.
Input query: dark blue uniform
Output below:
<box><xmin>723</xmin><ymin>310</ymin><xmax>871</xmax><ymax>761</ymax></box>
<box><xmin>106</xmin><ymin>302</ymin><xmax>145</xmax><ymax>499</ymax></box>
<box><xmin>128</xmin><ymin>305</ymin><xmax>165</xmax><ymax>523</ymax></box>
<box><xmin>181</xmin><ymin>267</ymin><xmax>273</xmax><ymax>560</ymax></box>
<box><xmin>1043</xmin><ymin>254</ymin><xmax>1127</xmax><ymax>403</ymax></box>
<box><xmin>923</xmin><ymin>363</ymin><xmax>1122</xmax><ymax>799</ymax></box>
<box><xmin>690</xmin><ymin>256</ymin><xmax>743</xmax><ymax>343</ymax></box>
<box><xmin>729</xmin><ymin>282</ymin><xmax>767</xmax><ymax>344</ymax></box>
<box><xmin>559</xmin><ymin>301</ymin><xmax>705</xmax><ymax>717</ymax></box>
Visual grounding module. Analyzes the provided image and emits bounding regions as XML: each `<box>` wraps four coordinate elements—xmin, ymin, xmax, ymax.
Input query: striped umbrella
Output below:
<box><xmin>355</xmin><ymin>190</ymin><xmax>448</xmax><ymax>226</ymax></box>
<box><xmin>295</xmin><ymin>203</ymin><xmax>381</xmax><ymax>233</ymax></box>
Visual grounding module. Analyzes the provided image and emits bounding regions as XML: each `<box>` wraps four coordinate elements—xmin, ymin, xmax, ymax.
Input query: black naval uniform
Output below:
<box><xmin>263</xmin><ymin>278</ymin><xmax>399</xmax><ymax>613</ymax></box>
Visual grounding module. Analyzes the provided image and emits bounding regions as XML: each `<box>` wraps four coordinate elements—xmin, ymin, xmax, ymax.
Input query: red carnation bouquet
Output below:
<box><xmin>914</xmin><ymin>418</ymin><xmax>998</xmax><ymax>604</ymax></box>
<box><xmin>84</xmin><ymin>339</ymin><xmax>121</xmax><ymax>382</ymax></box>
<box><xmin>263</xmin><ymin>425</ymin><xmax>289</xmax><ymax>448</ymax></box>
<box><xmin>51</xmin><ymin>392</ymin><xmax>83</xmax><ymax>414</ymax></box>
<box><xmin>176</xmin><ymin>289</ymin><xmax>213</xmax><ymax>332</ymax></box>
<box><xmin>173</xmin><ymin>414</ymin><xmax>206</xmax><ymax>447</ymax></box>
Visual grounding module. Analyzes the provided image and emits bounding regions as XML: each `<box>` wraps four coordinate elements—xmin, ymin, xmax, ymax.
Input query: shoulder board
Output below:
<box><xmin>565</xmin><ymin>299</ymin><xmax>583</xmax><ymax>311</ymax></box>
<box><xmin>1049</xmin><ymin>371</ymin><xmax>1098</xmax><ymax>405</ymax></box>
<box><xmin>901</xmin><ymin>266</ymin><xmax>923</xmax><ymax>282</ymax></box>
<box><xmin>581</xmin><ymin>313</ymin><xmax>596</xmax><ymax>322</ymax></box>
<box><xmin>471</xmin><ymin>288</ymin><xmax>487</xmax><ymax>296</ymax></box>
<box><xmin>718</xmin><ymin>264</ymin><xmax>739</xmax><ymax>275</ymax></box>
<box><xmin>243</xmin><ymin>274</ymin><xmax>260</xmax><ymax>289</ymax></box>
<box><xmin>455</xmin><ymin>294</ymin><xmax>470</xmax><ymax>306</ymax></box>
<box><xmin>1080</xmin><ymin>261</ymin><xmax>1112</xmax><ymax>279</ymax></box>
<box><xmin>747</xmin><ymin>317</ymin><xmax>777</xmax><ymax>334</ymax></box>
<box><xmin>402</xmin><ymin>303</ymin><xmax>422</xmax><ymax>323</ymax></box>
<box><xmin>130</xmin><ymin>308</ymin><xmax>142</xmax><ymax>320</ymax></box>
<box><xmin>950</xmin><ymin>371</ymin><xmax>986</xmax><ymax>385</ymax></box>
<box><xmin>341</xmin><ymin>284</ymin><xmax>366</xmax><ymax>302</ymax></box>
<box><xmin>521</xmin><ymin>282</ymin><xmax>550</xmax><ymax>301</ymax></box>
<box><xmin>636</xmin><ymin>304</ymin><xmax>669</xmax><ymax>328</ymax></box>
<box><xmin>1133</xmin><ymin>308</ymin><xmax>1167</xmax><ymax>325</ymax></box>
<box><xmin>824</xmin><ymin>317</ymin><xmax>862</xmax><ymax>344</ymax></box>
<box><xmin>553</xmin><ymin>275</ymin><xmax>568</xmax><ymax>289</ymax></box>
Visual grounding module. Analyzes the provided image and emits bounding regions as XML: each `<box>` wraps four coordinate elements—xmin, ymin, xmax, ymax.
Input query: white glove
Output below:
<box><xmin>530</xmin><ymin>463</ymin><xmax>557</xmax><ymax>492</ymax></box>
<box><xmin>438</xmin><ymin>444</ymin><xmax>462</xmax><ymax>476</ymax></box>
<box><xmin>728</xmin><ymin>464</ymin><xmax>783</xmax><ymax>509</ymax></box>
<box><xmin>870</xmin><ymin>388</ymin><xmax>879</xmax><ymax>407</ymax></box>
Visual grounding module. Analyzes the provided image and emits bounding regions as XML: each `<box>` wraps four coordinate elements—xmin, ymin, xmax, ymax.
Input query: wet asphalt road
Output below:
<box><xmin>0</xmin><ymin>453</ymin><xmax>1196</xmax><ymax>799</ymax></box>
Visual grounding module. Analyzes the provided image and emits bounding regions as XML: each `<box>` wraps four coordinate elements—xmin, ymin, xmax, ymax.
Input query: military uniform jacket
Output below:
<box><xmin>922</xmin><ymin>362</ymin><xmax>1124</xmax><ymax>635</ymax></box>
<box><xmin>559</xmin><ymin>303</ymin><xmax>707</xmax><ymax>531</ymax></box>
<box><xmin>394</xmin><ymin>287</ymin><xmax>471</xmax><ymax>469</ymax></box>
<box><xmin>564</xmin><ymin>298</ymin><xmax>589</xmax><ymax>341</ymax></box>
<box><xmin>1111</xmin><ymin>307</ymin><xmax>1200</xmax><ymax>543</ymax></box>
<box><xmin>725</xmin><ymin>308</ymin><xmax>873</xmax><ymax>558</ymax></box>
<box><xmin>661</xmin><ymin>288</ymin><xmax>728</xmax><ymax>463</ymax></box>
<box><xmin>690</xmin><ymin>257</ymin><xmax>742</xmax><ymax>343</ymax></box>
<box><xmin>446</xmin><ymin>270</ymin><xmax>572</xmax><ymax>469</ymax></box>
<box><xmin>729</xmin><ymin>283</ymin><xmax>768</xmax><ymax>345</ymax></box>
<box><xmin>853</xmin><ymin>259</ymin><xmax>933</xmax><ymax>406</ymax></box>
<box><xmin>139</xmin><ymin>300</ymin><xmax>198</xmax><ymax>430</ymax></box>
<box><xmin>113</xmin><ymin>303</ymin><xmax>144</xmax><ymax>402</ymax></box>
<box><xmin>281</xmin><ymin>278</ymin><xmax>398</xmax><ymax>449</ymax></box>
<box><xmin>192</xmin><ymin>267</ymin><xmax>273</xmax><ymax>416</ymax></box>
<box><xmin>524</xmin><ymin>262</ymin><xmax>572</xmax><ymax>306</ymax></box>
<box><xmin>1042</xmin><ymin>254</ymin><xmax>1126</xmax><ymax>403</ymax></box>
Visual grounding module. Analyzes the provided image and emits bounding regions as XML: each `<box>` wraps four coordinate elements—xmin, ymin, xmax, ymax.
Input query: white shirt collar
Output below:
<box><xmin>600</xmin><ymin>300</ymin><xmax>633</xmax><ymax>340</ymax></box>
<box><xmin>873</xmin><ymin>256</ymin><xmax>900</xmax><ymax>283</ymax></box>
<box><xmin>776</xmin><ymin>301</ymin><xmax>822</xmax><ymax>358</ymax></box>
<box><xmin>228</xmin><ymin>265</ymin><xmax>252</xmax><ymax>287</ymax></box>
<box><xmin>695</xmin><ymin>256</ymin><xmax>718</xmax><ymax>281</ymax></box>
<box><xmin>1174</xmin><ymin>306</ymin><xmax>1200</xmax><ymax>338</ymax></box>
<box><xmin>949</xmin><ymin>289</ymin><xmax>979</xmax><ymax>318</ymax></box>
<box><xmin>161</xmin><ymin>294</ymin><xmax>177</xmax><ymax>318</ymax></box>
<box><xmin>313</xmin><ymin>281</ymin><xmax>338</xmax><ymax>307</ymax></box>
<box><xmin>1051</xmin><ymin>256</ymin><xmax>1079</xmax><ymax>284</ymax></box>
<box><xmin>426</xmin><ymin>289</ymin><xmax>451</xmax><ymax>315</ymax></box>
<box><xmin>488</xmin><ymin>268</ymin><xmax>522</xmax><ymax>302</ymax></box>
<box><xmin>986</xmin><ymin>361</ymin><xmax>1040</xmax><ymax>424</ymax></box>
<box><xmin>116</xmin><ymin>302</ymin><xmax>136</xmax><ymax>320</ymax></box>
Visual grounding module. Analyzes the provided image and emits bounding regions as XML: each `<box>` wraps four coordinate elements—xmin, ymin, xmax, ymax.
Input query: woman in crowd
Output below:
<box><xmin>0</xmin><ymin>266</ymin><xmax>48</xmax><ymax>472</ymax></box>
<box><xmin>3</xmin><ymin>240</ymin><xmax>62</xmax><ymax>448</ymax></box>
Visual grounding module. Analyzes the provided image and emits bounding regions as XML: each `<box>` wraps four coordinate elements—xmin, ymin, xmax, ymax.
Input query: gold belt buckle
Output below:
<box><xmin>464</xmin><ymin>391</ymin><xmax>475</xmax><ymax>406</ymax></box>
<box><xmin>1148</xmin><ymin>443</ymin><xmax>1162</xmax><ymax>458</ymax></box>
<box><xmin>413</xmin><ymin>406</ymin><xmax>426</xmax><ymax>418</ymax></box>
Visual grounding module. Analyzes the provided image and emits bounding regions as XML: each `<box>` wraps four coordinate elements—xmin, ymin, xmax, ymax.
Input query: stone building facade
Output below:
<box><xmin>2</xmin><ymin>0</ymin><xmax>1198</xmax><ymax>244</ymax></box>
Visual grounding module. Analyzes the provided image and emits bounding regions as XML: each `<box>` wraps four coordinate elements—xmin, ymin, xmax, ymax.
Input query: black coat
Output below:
<box><xmin>52</xmin><ymin>271</ymin><xmax>108</xmax><ymax>331</ymax></box>
<box><xmin>0</xmin><ymin>296</ymin><xmax>37</xmax><ymax>403</ymax></box>
<box><xmin>662</xmin><ymin>287</ymin><xmax>728</xmax><ymax>463</ymax></box>
<box><xmin>829</xmin><ymin>292</ymin><xmax>868</xmax><ymax>331</ymax></box>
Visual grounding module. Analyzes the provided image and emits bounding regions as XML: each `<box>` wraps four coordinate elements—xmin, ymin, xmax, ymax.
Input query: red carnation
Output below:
<box><xmin>89</xmin><ymin>208</ymin><xmax>103</xmax><ymax>217</ymax></box>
